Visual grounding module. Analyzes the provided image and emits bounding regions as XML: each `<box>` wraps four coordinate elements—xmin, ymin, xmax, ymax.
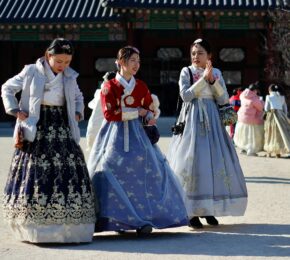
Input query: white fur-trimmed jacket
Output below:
<box><xmin>1</xmin><ymin>57</ymin><xmax>84</xmax><ymax>143</ymax></box>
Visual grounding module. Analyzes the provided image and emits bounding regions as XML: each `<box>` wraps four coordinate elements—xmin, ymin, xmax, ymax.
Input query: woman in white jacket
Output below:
<box><xmin>1</xmin><ymin>38</ymin><xmax>96</xmax><ymax>243</ymax></box>
<box><xmin>264</xmin><ymin>84</ymin><xmax>290</xmax><ymax>157</ymax></box>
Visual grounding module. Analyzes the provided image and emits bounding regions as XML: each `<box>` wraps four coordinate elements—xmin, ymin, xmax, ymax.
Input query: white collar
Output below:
<box><xmin>36</xmin><ymin>57</ymin><xmax>78</xmax><ymax>79</ymax></box>
<box><xmin>270</xmin><ymin>91</ymin><xmax>280</xmax><ymax>96</ymax></box>
<box><xmin>116</xmin><ymin>72</ymin><xmax>136</xmax><ymax>95</ymax></box>
<box><xmin>191</xmin><ymin>64</ymin><xmax>205</xmax><ymax>72</ymax></box>
<box><xmin>43</xmin><ymin>60</ymin><xmax>63</xmax><ymax>89</ymax></box>
<box><xmin>44</xmin><ymin>60</ymin><xmax>63</xmax><ymax>83</ymax></box>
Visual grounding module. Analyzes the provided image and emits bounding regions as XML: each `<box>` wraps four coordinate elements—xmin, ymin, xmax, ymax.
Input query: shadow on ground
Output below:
<box><xmin>37</xmin><ymin>224</ymin><xmax>290</xmax><ymax>257</ymax></box>
<box><xmin>246</xmin><ymin>176</ymin><xmax>290</xmax><ymax>184</ymax></box>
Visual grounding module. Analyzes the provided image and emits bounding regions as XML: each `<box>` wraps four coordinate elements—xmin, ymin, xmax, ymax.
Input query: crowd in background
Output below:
<box><xmin>229</xmin><ymin>83</ymin><xmax>290</xmax><ymax>158</ymax></box>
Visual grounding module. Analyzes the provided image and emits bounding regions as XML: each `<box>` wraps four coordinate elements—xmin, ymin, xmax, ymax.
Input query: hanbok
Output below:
<box><xmin>2</xmin><ymin>59</ymin><xmax>96</xmax><ymax>243</ymax></box>
<box><xmin>87</xmin><ymin>73</ymin><xmax>188</xmax><ymax>231</ymax></box>
<box><xmin>234</xmin><ymin>89</ymin><xmax>265</xmax><ymax>154</ymax></box>
<box><xmin>264</xmin><ymin>92</ymin><xmax>290</xmax><ymax>155</ymax></box>
<box><xmin>167</xmin><ymin>65</ymin><xmax>247</xmax><ymax>218</ymax></box>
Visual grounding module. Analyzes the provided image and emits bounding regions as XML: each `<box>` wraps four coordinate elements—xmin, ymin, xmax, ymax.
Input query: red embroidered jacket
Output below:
<box><xmin>101</xmin><ymin>78</ymin><xmax>154</xmax><ymax>121</ymax></box>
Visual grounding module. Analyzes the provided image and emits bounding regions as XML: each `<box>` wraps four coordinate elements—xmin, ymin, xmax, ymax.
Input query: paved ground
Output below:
<box><xmin>0</xmin><ymin>120</ymin><xmax>290</xmax><ymax>260</ymax></box>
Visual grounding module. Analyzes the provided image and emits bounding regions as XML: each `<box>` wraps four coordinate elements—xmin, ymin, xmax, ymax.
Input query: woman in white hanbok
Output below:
<box><xmin>264</xmin><ymin>84</ymin><xmax>290</xmax><ymax>157</ymax></box>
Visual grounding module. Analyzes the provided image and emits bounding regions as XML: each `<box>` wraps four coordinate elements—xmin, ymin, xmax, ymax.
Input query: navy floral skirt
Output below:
<box><xmin>3</xmin><ymin>105</ymin><xmax>96</xmax><ymax>226</ymax></box>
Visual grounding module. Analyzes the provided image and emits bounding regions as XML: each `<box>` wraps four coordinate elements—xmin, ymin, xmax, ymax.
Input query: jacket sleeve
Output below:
<box><xmin>73</xmin><ymin>79</ymin><xmax>84</xmax><ymax>121</ymax></box>
<box><xmin>213</xmin><ymin>70</ymin><xmax>229</xmax><ymax>105</ymax></box>
<box><xmin>1</xmin><ymin>65</ymin><xmax>29</xmax><ymax>116</ymax></box>
<box><xmin>140</xmin><ymin>84</ymin><xmax>155</xmax><ymax>122</ymax></box>
<box><xmin>282</xmin><ymin>96</ymin><xmax>288</xmax><ymax>115</ymax></box>
<box><xmin>264</xmin><ymin>95</ymin><xmax>270</xmax><ymax>112</ymax></box>
<box><xmin>253</xmin><ymin>98</ymin><xmax>264</xmax><ymax>111</ymax></box>
<box><xmin>141</xmin><ymin>83</ymin><xmax>154</xmax><ymax>112</ymax></box>
<box><xmin>100</xmin><ymin>82</ymin><xmax>122</xmax><ymax>121</ymax></box>
<box><xmin>179</xmin><ymin>67</ymin><xmax>207</xmax><ymax>102</ymax></box>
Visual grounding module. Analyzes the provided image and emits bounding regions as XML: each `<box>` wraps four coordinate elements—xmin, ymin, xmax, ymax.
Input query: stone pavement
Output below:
<box><xmin>0</xmin><ymin>120</ymin><xmax>290</xmax><ymax>260</ymax></box>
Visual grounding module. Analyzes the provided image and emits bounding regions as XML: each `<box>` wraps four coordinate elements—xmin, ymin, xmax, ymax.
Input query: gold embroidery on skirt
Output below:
<box><xmin>2</xmin><ymin>179</ymin><xmax>96</xmax><ymax>225</ymax></box>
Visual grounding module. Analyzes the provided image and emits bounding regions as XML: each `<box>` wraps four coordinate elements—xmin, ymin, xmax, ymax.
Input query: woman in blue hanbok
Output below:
<box><xmin>87</xmin><ymin>46</ymin><xmax>188</xmax><ymax>235</ymax></box>
<box><xmin>167</xmin><ymin>39</ymin><xmax>248</xmax><ymax>229</ymax></box>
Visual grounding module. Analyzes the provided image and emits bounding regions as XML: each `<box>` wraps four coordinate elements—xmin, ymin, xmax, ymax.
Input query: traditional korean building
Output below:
<box><xmin>0</xmin><ymin>0</ymin><xmax>289</xmax><ymax>120</ymax></box>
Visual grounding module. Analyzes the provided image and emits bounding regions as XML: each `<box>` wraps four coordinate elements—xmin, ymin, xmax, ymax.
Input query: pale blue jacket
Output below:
<box><xmin>1</xmin><ymin>57</ymin><xmax>84</xmax><ymax>143</ymax></box>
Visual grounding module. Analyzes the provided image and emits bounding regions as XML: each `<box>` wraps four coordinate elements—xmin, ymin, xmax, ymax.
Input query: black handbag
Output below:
<box><xmin>143</xmin><ymin>124</ymin><xmax>160</xmax><ymax>144</ymax></box>
<box><xmin>142</xmin><ymin>116</ymin><xmax>160</xmax><ymax>144</ymax></box>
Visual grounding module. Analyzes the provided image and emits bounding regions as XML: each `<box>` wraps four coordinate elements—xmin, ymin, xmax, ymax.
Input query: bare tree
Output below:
<box><xmin>264</xmin><ymin>8</ymin><xmax>290</xmax><ymax>112</ymax></box>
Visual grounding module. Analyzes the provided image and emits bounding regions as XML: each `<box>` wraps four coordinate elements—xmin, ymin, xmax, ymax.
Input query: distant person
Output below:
<box><xmin>229</xmin><ymin>88</ymin><xmax>242</xmax><ymax>138</ymax></box>
<box><xmin>264</xmin><ymin>84</ymin><xmax>290</xmax><ymax>158</ymax></box>
<box><xmin>1</xmin><ymin>38</ymin><xmax>96</xmax><ymax>243</ymax></box>
<box><xmin>167</xmin><ymin>38</ymin><xmax>247</xmax><ymax>229</ymax></box>
<box><xmin>234</xmin><ymin>83</ymin><xmax>264</xmax><ymax>156</ymax></box>
<box><xmin>86</xmin><ymin>71</ymin><xmax>116</xmax><ymax>152</ymax></box>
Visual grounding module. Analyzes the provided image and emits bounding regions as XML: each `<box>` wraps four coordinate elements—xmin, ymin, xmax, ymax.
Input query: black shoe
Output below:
<box><xmin>116</xmin><ymin>229</ymin><xmax>126</xmax><ymax>235</ymax></box>
<box><xmin>202</xmin><ymin>216</ymin><xmax>219</xmax><ymax>226</ymax></box>
<box><xmin>136</xmin><ymin>225</ymin><xmax>152</xmax><ymax>237</ymax></box>
<box><xmin>189</xmin><ymin>217</ymin><xmax>203</xmax><ymax>229</ymax></box>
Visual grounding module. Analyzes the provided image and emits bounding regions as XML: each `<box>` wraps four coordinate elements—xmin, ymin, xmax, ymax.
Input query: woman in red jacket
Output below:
<box><xmin>87</xmin><ymin>46</ymin><xmax>188</xmax><ymax>236</ymax></box>
<box><xmin>229</xmin><ymin>88</ymin><xmax>242</xmax><ymax>138</ymax></box>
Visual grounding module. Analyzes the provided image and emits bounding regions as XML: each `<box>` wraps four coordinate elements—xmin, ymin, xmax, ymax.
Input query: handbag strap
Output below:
<box><xmin>174</xmin><ymin>67</ymin><xmax>193</xmax><ymax>119</ymax></box>
<box><xmin>187</xmin><ymin>66</ymin><xmax>193</xmax><ymax>85</ymax></box>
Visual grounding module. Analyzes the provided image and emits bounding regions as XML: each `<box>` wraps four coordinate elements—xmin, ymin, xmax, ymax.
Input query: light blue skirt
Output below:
<box><xmin>87</xmin><ymin>118</ymin><xmax>188</xmax><ymax>231</ymax></box>
<box><xmin>167</xmin><ymin>98</ymin><xmax>248</xmax><ymax>218</ymax></box>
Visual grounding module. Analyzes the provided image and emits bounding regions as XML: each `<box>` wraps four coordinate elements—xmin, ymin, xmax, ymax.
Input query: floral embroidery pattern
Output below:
<box><xmin>3</xmin><ymin>106</ymin><xmax>96</xmax><ymax>225</ymax></box>
<box><xmin>124</xmin><ymin>95</ymin><xmax>134</xmax><ymax>106</ymax></box>
<box><xmin>102</xmin><ymin>87</ymin><xmax>109</xmax><ymax>95</ymax></box>
<box><xmin>193</xmin><ymin>72</ymin><xmax>201</xmax><ymax>82</ymax></box>
<box><xmin>91</xmin><ymin>119</ymin><xmax>188</xmax><ymax>231</ymax></box>
<box><xmin>106</xmin><ymin>102</ymin><xmax>112</xmax><ymax>110</ymax></box>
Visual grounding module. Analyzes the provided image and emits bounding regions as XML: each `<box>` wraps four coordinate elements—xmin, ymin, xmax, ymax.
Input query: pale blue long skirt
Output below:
<box><xmin>167</xmin><ymin>98</ymin><xmax>248</xmax><ymax>218</ymax></box>
<box><xmin>87</xmin><ymin>118</ymin><xmax>188</xmax><ymax>231</ymax></box>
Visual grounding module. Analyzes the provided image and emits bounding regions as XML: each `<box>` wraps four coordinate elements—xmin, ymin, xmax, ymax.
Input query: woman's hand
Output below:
<box><xmin>75</xmin><ymin>114</ymin><xmax>81</xmax><ymax>122</ymax></box>
<box><xmin>204</xmin><ymin>60</ymin><xmax>214</xmax><ymax>83</ymax></box>
<box><xmin>147</xmin><ymin>118</ymin><xmax>157</xmax><ymax>125</ymax></box>
<box><xmin>138</xmin><ymin>108</ymin><xmax>148</xmax><ymax>117</ymax></box>
<box><xmin>75</xmin><ymin>112</ymin><xmax>82</xmax><ymax>122</ymax></box>
<box><xmin>17</xmin><ymin>111</ymin><xmax>28</xmax><ymax>121</ymax></box>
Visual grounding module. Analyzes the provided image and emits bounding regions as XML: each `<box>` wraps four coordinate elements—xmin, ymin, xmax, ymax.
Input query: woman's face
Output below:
<box><xmin>47</xmin><ymin>53</ymin><xmax>72</xmax><ymax>74</ymax></box>
<box><xmin>120</xmin><ymin>53</ymin><xmax>140</xmax><ymax>77</ymax></box>
<box><xmin>191</xmin><ymin>44</ymin><xmax>210</xmax><ymax>69</ymax></box>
